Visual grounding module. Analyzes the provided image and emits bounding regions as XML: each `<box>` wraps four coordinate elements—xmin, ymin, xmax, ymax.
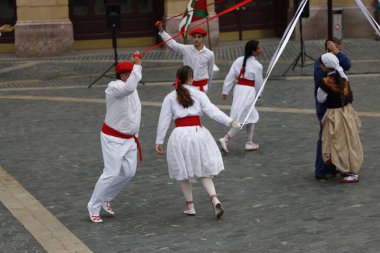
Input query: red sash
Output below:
<box><xmin>101</xmin><ymin>123</ymin><xmax>142</xmax><ymax>161</ymax></box>
<box><xmin>237</xmin><ymin>78</ymin><xmax>255</xmax><ymax>87</ymax></box>
<box><xmin>192</xmin><ymin>79</ymin><xmax>208</xmax><ymax>92</ymax></box>
<box><xmin>175</xmin><ymin>116</ymin><xmax>202</xmax><ymax>127</ymax></box>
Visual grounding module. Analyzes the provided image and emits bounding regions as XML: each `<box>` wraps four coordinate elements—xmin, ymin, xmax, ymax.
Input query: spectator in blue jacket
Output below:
<box><xmin>313</xmin><ymin>38</ymin><xmax>351</xmax><ymax>180</ymax></box>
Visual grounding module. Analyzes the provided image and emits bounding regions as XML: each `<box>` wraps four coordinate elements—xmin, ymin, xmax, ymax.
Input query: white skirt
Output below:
<box><xmin>166</xmin><ymin>125</ymin><xmax>224</xmax><ymax>182</ymax></box>
<box><xmin>231</xmin><ymin>85</ymin><xmax>259</xmax><ymax>124</ymax></box>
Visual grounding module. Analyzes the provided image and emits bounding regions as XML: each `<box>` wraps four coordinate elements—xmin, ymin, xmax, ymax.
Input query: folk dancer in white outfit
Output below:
<box><xmin>88</xmin><ymin>55</ymin><xmax>143</xmax><ymax>223</ymax></box>
<box><xmin>155</xmin><ymin>66</ymin><xmax>238</xmax><ymax>219</ymax></box>
<box><xmin>156</xmin><ymin>21</ymin><xmax>214</xmax><ymax>92</ymax></box>
<box><xmin>218</xmin><ymin>40</ymin><xmax>263</xmax><ymax>153</ymax></box>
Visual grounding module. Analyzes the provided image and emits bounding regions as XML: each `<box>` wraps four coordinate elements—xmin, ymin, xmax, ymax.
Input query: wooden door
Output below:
<box><xmin>0</xmin><ymin>0</ymin><xmax>16</xmax><ymax>43</ymax></box>
<box><xmin>216</xmin><ymin>0</ymin><xmax>288</xmax><ymax>39</ymax></box>
<box><xmin>69</xmin><ymin>0</ymin><xmax>164</xmax><ymax>40</ymax></box>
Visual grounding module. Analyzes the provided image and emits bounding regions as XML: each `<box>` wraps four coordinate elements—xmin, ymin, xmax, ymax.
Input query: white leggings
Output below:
<box><xmin>88</xmin><ymin>133</ymin><xmax>137</xmax><ymax>214</ymax></box>
<box><xmin>179</xmin><ymin>177</ymin><xmax>216</xmax><ymax>203</ymax></box>
<box><xmin>227</xmin><ymin>123</ymin><xmax>254</xmax><ymax>141</ymax></box>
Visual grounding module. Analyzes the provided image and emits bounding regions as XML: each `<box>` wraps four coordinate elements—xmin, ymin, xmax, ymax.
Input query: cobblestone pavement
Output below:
<box><xmin>1</xmin><ymin>38</ymin><xmax>380</xmax><ymax>253</ymax></box>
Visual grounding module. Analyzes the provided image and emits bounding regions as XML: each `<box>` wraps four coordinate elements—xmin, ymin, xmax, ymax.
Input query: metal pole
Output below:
<box><xmin>328</xmin><ymin>0</ymin><xmax>332</xmax><ymax>40</ymax></box>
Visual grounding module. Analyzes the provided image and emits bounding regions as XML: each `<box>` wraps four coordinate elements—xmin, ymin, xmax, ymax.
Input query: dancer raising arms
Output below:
<box><xmin>219</xmin><ymin>40</ymin><xmax>263</xmax><ymax>153</ymax></box>
<box><xmin>156</xmin><ymin>21</ymin><xmax>214</xmax><ymax>92</ymax></box>
<box><xmin>87</xmin><ymin>54</ymin><xmax>142</xmax><ymax>223</ymax></box>
<box><xmin>155</xmin><ymin>65</ymin><xmax>238</xmax><ymax>219</ymax></box>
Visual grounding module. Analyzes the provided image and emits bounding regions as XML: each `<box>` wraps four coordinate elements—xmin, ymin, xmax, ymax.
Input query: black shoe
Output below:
<box><xmin>315</xmin><ymin>175</ymin><xmax>328</xmax><ymax>180</ymax></box>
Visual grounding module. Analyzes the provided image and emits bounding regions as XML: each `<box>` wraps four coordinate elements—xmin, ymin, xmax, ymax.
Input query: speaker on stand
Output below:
<box><xmin>89</xmin><ymin>4</ymin><xmax>121</xmax><ymax>88</ymax></box>
<box><xmin>282</xmin><ymin>0</ymin><xmax>314</xmax><ymax>76</ymax></box>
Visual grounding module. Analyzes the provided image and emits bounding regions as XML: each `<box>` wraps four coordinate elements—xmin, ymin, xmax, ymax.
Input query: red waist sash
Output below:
<box><xmin>192</xmin><ymin>79</ymin><xmax>208</xmax><ymax>92</ymax></box>
<box><xmin>175</xmin><ymin>116</ymin><xmax>202</xmax><ymax>127</ymax></box>
<box><xmin>237</xmin><ymin>78</ymin><xmax>255</xmax><ymax>87</ymax></box>
<box><xmin>101</xmin><ymin>123</ymin><xmax>142</xmax><ymax>161</ymax></box>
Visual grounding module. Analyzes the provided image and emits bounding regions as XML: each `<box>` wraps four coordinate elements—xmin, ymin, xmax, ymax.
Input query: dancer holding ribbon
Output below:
<box><xmin>155</xmin><ymin>21</ymin><xmax>214</xmax><ymax>92</ymax></box>
<box><xmin>218</xmin><ymin>40</ymin><xmax>263</xmax><ymax>153</ymax></box>
<box><xmin>155</xmin><ymin>65</ymin><xmax>239</xmax><ymax>219</ymax></box>
<box><xmin>87</xmin><ymin>52</ymin><xmax>143</xmax><ymax>223</ymax></box>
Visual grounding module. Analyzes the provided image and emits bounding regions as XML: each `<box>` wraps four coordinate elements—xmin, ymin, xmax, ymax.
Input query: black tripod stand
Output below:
<box><xmin>282</xmin><ymin>18</ymin><xmax>314</xmax><ymax>76</ymax></box>
<box><xmin>88</xmin><ymin>25</ymin><xmax>118</xmax><ymax>88</ymax></box>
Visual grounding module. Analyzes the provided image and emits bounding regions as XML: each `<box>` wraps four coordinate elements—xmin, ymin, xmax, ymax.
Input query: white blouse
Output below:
<box><xmin>156</xmin><ymin>85</ymin><xmax>232</xmax><ymax>144</ymax></box>
<box><xmin>159</xmin><ymin>31</ymin><xmax>215</xmax><ymax>87</ymax></box>
<box><xmin>222</xmin><ymin>56</ymin><xmax>263</xmax><ymax>95</ymax></box>
<box><xmin>104</xmin><ymin>65</ymin><xmax>142</xmax><ymax>135</ymax></box>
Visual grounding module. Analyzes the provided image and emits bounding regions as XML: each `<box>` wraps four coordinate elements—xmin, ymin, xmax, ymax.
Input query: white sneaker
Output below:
<box><xmin>245</xmin><ymin>141</ymin><xmax>259</xmax><ymax>151</ymax></box>
<box><xmin>218</xmin><ymin>138</ymin><xmax>228</xmax><ymax>153</ymax></box>
<box><xmin>210</xmin><ymin>195</ymin><xmax>224</xmax><ymax>219</ymax></box>
<box><xmin>89</xmin><ymin>213</ymin><xmax>103</xmax><ymax>223</ymax></box>
<box><xmin>102</xmin><ymin>201</ymin><xmax>115</xmax><ymax>215</ymax></box>
<box><xmin>183</xmin><ymin>201</ymin><xmax>196</xmax><ymax>216</ymax></box>
<box><xmin>183</xmin><ymin>208</ymin><xmax>196</xmax><ymax>216</ymax></box>
<box><xmin>214</xmin><ymin>202</ymin><xmax>224</xmax><ymax>219</ymax></box>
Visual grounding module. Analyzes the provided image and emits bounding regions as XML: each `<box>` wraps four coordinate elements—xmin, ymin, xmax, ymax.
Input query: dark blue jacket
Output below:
<box><xmin>313</xmin><ymin>51</ymin><xmax>351</xmax><ymax>116</ymax></box>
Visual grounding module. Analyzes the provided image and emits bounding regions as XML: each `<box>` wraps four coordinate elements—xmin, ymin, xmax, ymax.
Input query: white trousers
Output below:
<box><xmin>88</xmin><ymin>132</ymin><xmax>137</xmax><ymax>214</ymax></box>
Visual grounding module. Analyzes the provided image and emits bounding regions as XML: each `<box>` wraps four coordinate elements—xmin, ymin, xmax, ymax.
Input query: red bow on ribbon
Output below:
<box><xmin>173</xmin><ymin>77</ymin><xmax>181</xmax><ymax>89</ymax></box>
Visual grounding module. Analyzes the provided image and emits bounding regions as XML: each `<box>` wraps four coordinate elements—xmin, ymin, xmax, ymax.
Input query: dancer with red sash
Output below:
<box><xmin>155</xmin><ymin>65</ymin><xmax>238</xmax><ymax>219</ymax></box>
<box><xmin>218</xmin><ymin>40</ymin><xmax>263</xmax><ymax>153</ymax></box>
<box><xmin>87</xmin><ymin>53</ymin><xmax>142</xmax><ymax>223</ymax></box>
<box><xmin>156</xmin><ymin>21</ymin><xmax>214</xmax><ymax>92</ymax></box>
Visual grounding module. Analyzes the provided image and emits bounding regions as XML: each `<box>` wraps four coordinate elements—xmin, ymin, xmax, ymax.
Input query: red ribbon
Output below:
<box><xmin>141</xmin><ymin>0</ymin><xmax>253</xmax><ymax>55</ymax></box>
<box><xmin>238</xmin><ymin>67</ymin><xmax>245</xmax><ymax>78</ymax></box>
<box><xmin>173</xmin><ymin>77</ymin><xmax>181</xmax><ymax>89</ymax></box>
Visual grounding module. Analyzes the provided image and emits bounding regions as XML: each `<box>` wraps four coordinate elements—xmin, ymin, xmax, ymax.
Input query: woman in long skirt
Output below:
<box><xmin>316</xmin><ymin>52</ymin><xmax>363</xmax><ymax>183</ymax></box>
<box><xmin>155</xmin><ymin>65</ymin><xmax>238</xmax><ymax>219</ymax></box>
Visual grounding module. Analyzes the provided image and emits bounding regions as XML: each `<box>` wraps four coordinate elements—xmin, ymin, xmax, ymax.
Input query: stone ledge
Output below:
<box><xmin>15</xmin><ymin>20</ymin><xmax>74</xmax><ymax>57</ymax></box>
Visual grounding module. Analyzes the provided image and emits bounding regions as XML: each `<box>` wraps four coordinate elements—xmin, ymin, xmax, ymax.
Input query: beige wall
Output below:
<box><xmin>15</xmin><ymin>0</ymin><xmax>73</xmax><ymax>57</ymax></box>
<box><xmin>3</xmin><ymin>0</ymin><xmax>377</xmax><ymax>55</ymax></box>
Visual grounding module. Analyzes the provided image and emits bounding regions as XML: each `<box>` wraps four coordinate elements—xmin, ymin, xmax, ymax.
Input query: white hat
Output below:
<box><xmin>321</xmin><ymin>52</ymin><xmax>347</xmax><ymax>80</ymax></box>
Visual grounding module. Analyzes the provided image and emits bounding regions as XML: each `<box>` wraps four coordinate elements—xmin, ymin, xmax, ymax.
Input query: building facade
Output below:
<box><xmin>0</xmin><ymin>0</ymin><xmax>375</xmax><ymax>56</ymax></box>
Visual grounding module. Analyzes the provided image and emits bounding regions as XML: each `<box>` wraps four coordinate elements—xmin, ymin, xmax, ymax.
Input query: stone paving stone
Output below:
<box><xmin>1</xmin><ymin>38</ymin><xmax>380</xmax><ymax>252</ymax></box>
<box><xmin>0</xmin><ymin>203</ymin><xmax>46</xmax><ymax>253</ymax></box>
<box><xmin>1</xmin><ymin>75</ymin><xmax>380</xmax><ymax>252</ymax></box>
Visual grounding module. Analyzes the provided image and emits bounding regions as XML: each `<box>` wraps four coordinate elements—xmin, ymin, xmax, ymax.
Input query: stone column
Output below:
<box><xmin>15</xmin><ymin>0</ymin><xmax>73</xmax><ymax>57</ymax></box>
<box><xmin>163</xmin><ymin>0</ymin><xmax>219</xmax><ymax>48</ymax></box>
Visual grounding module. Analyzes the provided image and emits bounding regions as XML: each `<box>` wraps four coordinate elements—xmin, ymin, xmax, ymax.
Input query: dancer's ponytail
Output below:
<box><xmin>175</xmin><ymin>65</ymin><xmax>194</xmax><ymax>108</ymax></box>
<box><xmin>240</xmin><ymin>40</ymin><xmax>259</xmax><ymax>77</ymax></box>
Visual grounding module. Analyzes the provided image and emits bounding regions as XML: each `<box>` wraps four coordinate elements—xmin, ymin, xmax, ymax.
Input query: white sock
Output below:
<box><xmin>179</xmin><ymin>181</ymin><xmax>194</xmax><ymax>209</ymax></box>
<box><xmin>245</xmin><ymin>123</ymin><xmax>254</xmax><ymax>142</ymax></box>
<box><xmin>226</xmin><ymin>127</ymin><xmax>240</xmax><ymax>141</ymax></box>
<box><xmin>200</xmin><ymin>177</ymin><xmax>217</xmax><ymax>203</ymax></box>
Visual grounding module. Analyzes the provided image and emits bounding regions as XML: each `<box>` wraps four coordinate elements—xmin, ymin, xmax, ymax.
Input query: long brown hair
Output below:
<box><xmin>176</xmin><ymin>65</ymin><xmax>194</xmax><ymax>108</ymax></box>
<box><xmin>241</xmin><ymin>40</ymin><xmax>259</xmax><ymax>77</ymax></box>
